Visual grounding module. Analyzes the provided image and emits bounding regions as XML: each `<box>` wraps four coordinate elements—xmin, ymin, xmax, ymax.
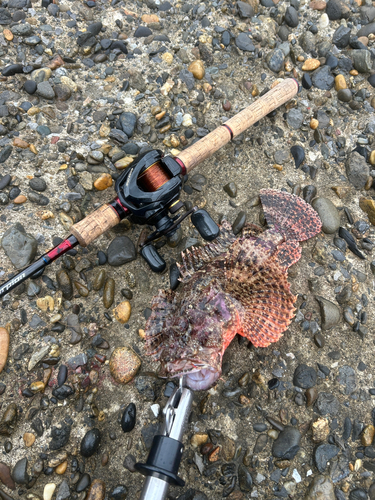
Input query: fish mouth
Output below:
<box><xmin>185</xmin><ymin>367</ymin><xmax>221</xmax><ymax>391</ymax></box>
<box><xmin>165</xmin><ymin>360</ymin><xmax>221</xmax><ymax>391</ymax></box>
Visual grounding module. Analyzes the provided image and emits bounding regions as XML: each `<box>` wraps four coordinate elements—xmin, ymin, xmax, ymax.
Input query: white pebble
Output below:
<box><xmin>182</xmin><ymin>114</ymin><xmax>193</xmax><ymax>127</ymax></box>
<box><xmin>319</xmin><ymin>13</ymin><xmax>329</xmax><ymax>29</ymax></box>
<box><xmin>292</xmin><ymin>468</ymin><xmax>302</xmax><ymax>483</ymax></box>
<box><xmin>150</xmin><ymin>404</ymin><xmax>160</xmax><ymax>417</ymax></box>
<box><xmin>43</xmin><ymin>483</ymin><xmax>56</xmax><ymax>500</ymax></box>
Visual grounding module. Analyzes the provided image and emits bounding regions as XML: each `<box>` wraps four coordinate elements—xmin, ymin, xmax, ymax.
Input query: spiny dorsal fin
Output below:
<box><xmin>177</xmin><ymin>220</ymin><xmax>236</xmax><ymax>283</ymax></box>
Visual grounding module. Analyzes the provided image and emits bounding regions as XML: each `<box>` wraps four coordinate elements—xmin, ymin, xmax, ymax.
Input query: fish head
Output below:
<box><xmin>145</xmin><ymin>275</ymin><xmax>242</xmax><ymax>391</ymax></box>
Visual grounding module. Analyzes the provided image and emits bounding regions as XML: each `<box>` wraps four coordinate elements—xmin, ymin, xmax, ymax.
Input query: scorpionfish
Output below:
<box><xmin>145</xmin><ymin>189</ymin><xmax>322</xmax><ymax>390</ymax></box>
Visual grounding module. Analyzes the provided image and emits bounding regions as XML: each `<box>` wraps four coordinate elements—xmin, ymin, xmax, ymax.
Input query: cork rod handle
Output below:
<box><xmin>177</xmin><ymin>78</ymin><xmax>299</xmax><ymax>173</ymax></box>
<box><xmin>70</xmin><ymin>204</ymin><xmax>120</xmax><ymax>247</ymax></box>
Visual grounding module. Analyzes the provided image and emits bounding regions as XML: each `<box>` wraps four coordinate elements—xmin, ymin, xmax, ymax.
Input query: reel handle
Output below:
<box><xmin>191</xmin><ymin>209</ymin><xmax>220</xmax><ymax>241</ymax></box>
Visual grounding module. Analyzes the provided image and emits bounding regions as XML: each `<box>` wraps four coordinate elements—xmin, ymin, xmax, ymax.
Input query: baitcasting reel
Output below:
<box><xmin>115</xmin><ymin>149</ymin><xmax>220</xmax><ymax>272</ymax></box>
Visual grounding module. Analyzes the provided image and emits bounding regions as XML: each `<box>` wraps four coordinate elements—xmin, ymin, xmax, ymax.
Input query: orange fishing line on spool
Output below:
<box><xmin>137</xmin><ymin>161</ymin><xmax>171</xmax><ymax>192</ymax></box>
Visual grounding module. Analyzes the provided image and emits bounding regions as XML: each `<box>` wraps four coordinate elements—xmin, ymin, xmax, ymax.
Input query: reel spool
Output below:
<box><xmin>115</xmin><ymin>149</ymin><xmax>220</xmax><ymax>272</ymax></box>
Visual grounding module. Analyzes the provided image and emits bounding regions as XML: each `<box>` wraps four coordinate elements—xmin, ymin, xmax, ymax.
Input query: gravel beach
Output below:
<box><xmin>1</xmin><ymin>0</ymin><xmax>375</xmax><ymax>498</ymax></box>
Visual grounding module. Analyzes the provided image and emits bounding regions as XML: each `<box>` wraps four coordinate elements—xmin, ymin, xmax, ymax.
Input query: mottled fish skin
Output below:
<box><xmin>145</xmin><ymin>189</ymin><xmax>322</xmax><ymax>390</ymax></box>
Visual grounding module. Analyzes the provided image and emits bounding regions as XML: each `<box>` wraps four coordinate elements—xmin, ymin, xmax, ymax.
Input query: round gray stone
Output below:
<box><xmin>37</xmin><ymin>81</ymin><xmax>55</xmax><ymax>100</ymax></box>
<box><xmin>312</xmin><ymin>197</ymin><xmax>340</xmax><ymax>234</ymax></box>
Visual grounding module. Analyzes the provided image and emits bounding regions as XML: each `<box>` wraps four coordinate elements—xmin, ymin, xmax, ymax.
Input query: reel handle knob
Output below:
<box><xmin>140</xmin><ymin>245</ymin><xmax>166</xmax><ymax>273</ymax></box>
<box><xmin>191</xmin><ymin>209</ymin><xmax>220</xmax><ymax>242</ymax></box>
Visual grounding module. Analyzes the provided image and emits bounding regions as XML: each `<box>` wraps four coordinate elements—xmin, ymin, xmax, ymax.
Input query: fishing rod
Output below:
<box><xmin>0</xmin><ymin>78</ymin><xmax>298</xmax><ymax>299</ymax></box>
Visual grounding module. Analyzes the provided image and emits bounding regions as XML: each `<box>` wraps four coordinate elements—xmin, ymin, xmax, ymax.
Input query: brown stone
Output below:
<box><xmin>369</xmin><ymin>150</ymin><xmax>375</xmax><ymax>166</ymax></box>
<box><xmin>141</xmin><ymin>14</ymin><xmax>159</xmax><ymax>23</ymax></box>
<box><xmin>113</xmin><ymin>301</ymin><xmax>131</xmax><ymax>324</ymax></box>
<box><xmin>55</xmin><ymin>461</ymin><xmax>68</xmax><ymax>474</ymax></box>
<box><xmin>361</xmin><ymin>425</ymin><xmax>375</xmax><ymax>446</ymax></box>
<box><xmin>334</xmin><ymin>74</ymin><xmax>347</xmax><ymax>91</ymax></box>
<box><xmin>23</xmin><ymin>432</ymin><xmax>36</xmax><ymax>447</ymax></box>
<box><xmin>310</xmin><ymin>118</ymin><xmax>319</xmax><ymax>129</ymax></box>
<box><xmin>13</xmin><ymin>195</ymin><xmax>27</xmax><ymax>204</ymax></box>
<box><xmin>365</xmin><ymin>176</ymin><xmax>373</xmax><ymax>191</ymax></box>
<box><xmin>302</xmin><ymin>59</ymin><xmax>320</xmax><ymax>71</ymax></box>
<box><xmin>309</xmin><ymin>0</ymin><xmax>326</xmax><ymax>9</ymax></box>
<box><xmin>0</xmin><ymin>462</ymin><xmax>15</xmax><ymax>490</ymax></box>
<box><xmin>0</xmin><ymin>328</ymin><xmax>10</xmax><ymax>375</ymax></box>
<box><xmin>13</xmin><ymin>138</ymin><xmax>29</xmax><ymax>148</ymax></box>
<box><xmin>350</xmin><ymin>69</ymin><xmax>359</xmax><ymax>76</ymax></box>
<box><xmin>94</xmin><ymin>173</ymin><xmax>113</xmax><ymax>191</ymax></box>
<box><xmin>306</xmin><ymin>387</ymin><xmax>318</xmax><ymax>407</ymax></box>
<box><xmin>221</xmin><ymin>438</ymin><xmax>236</xmax><ymax>461</ymax></box>
<box><xmin>86</xmin><ymin>479</ymin><xmax>106</xmax><ymax>500</ymax></box>
<box><xmin>3</xmin><ymin>29</ymin><xmax>13</xmax><ymax>41</ymax></box>
<box><xmin>29</xmin><ymin>381</ymin><xmax>45</xmax><ymax>393</ymax></box>
<box><xmin>188</xmin><ymin>60</ymin><xmax>205</xmax><ymax>80</ymax></box>
<box><xmin>208</xmin><ymin>446</ymin><xmax>220</xmax><ymax>462</ymax></box>
<box><xmin>357</xmin><ymin>36</ymin><xmax>368</xmax><ymax>46</ymax></box>
<box><xmin>155</xmin><ymin>110</ymin><xmax>166</xmax><ymax>120</ymax></box>
<box><xmin>331</xmin><ymin>186</ymin><xmax>349</xmax><ymax>199</ymax></box>
<box><xmin>359</xmin><ymin>198</ymin><xmax>375</xmax><ymax>225</ymax></box>
<box><xmin>109</xmin><ymin>346</ymin><xmax>141</xmax><ymax>384</ymax></box>
<box><xmin>47</xmin><ymin>54</ymin><xmax>65</xmax><ymax>70</ymax></box>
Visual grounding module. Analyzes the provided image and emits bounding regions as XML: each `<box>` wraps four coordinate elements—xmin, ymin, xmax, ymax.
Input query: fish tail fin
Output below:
<box><xmin>259</xmin><ymin>189</ymin><xmax>322</xmax><ymax>242</ymax></box>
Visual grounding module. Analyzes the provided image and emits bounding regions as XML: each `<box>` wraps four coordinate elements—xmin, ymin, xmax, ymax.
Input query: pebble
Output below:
<box><xmin>361</xmin><ymin>425</ymin><xmax>375</xmax><ymax>446</ymax></box>
<box><xmin>76</xmin><ymin>473</ymin><xmax>91</xmax><ymax>492</ymax></box>
<box><xmin>286</xmin><ymin>108</ymin><xmax>303</xmax><ymax>129</ymax></box>
<box><xmin>56</xmin><ymin>480</ymin><xmax>70</xmax><ymax>500</ymax></box>
<box><xmin>24</xmin><ymin>80</ymin><xmax>37</xmax><ymax>94</ymax></box>
<box><xmin>109</xmin><ymin>347</ymin><xmax>141</xmax><ymax>384</ymax></box>
<box><xmin>43</xmin><ymin>483</ymin><xmax>56</xmax><ymax>500</ymax></box>
<box><xmin>110</xmin><ymin>485</ymin><xmax>128</xmax><ymax>500</ymax></box>
<box><xmin>293</xmin><ymin>364</ymin><xmax>317</xmax><ymax>389</ymax></box>
<box><xmin>94</xmin><ymin>173</ymin><xmax>113</xmax><ymax>191</ymax></box>
<box><xmin>223</xmin><ymin>182</ymin><xmax>237</xmax><ymax>198</ymax></box>
<box><xmin>103</xmin><ymin>278</ymin><xmax>115</xmax><ymax>309</ymax></box>
<box><xmin>56</xmin><ymin>270</ymin><xmax>73</xmax><ymax>300</ymax></box>
<box><xmin>37</xmin><ymin>81</ymin><xmax>55</xmax><ymax>100</ymax></box>
<box><xmin>266</xmin><ymin>49</ymin><xmax>285</xmax><ymax>73</ymax></box>
<box><xmin>188</xmin><ymin>60</ymin><xmax>205</xmax><ymax>80</ymax></box>
<box><xmin>346</xmin><ymin>152</ymin><xmax>369</xmax><ymax>189</ymax></box>
<box><xmin>312</xmin><ymin>418</ymin><xmax>330</xmax><ymax>443</ymax></box>
<box><xmin>121</xmin><ymin>403</ymin><xmax>136</xmax><ymax>432</ymax></box>
<box><xmin>12</xmin><ymin>457</ymin><xmax>28</xmax><ymax>484</ymax></box>
<box><xmin>315</xmin><ymin>296</ymin><xmax>340</xmax><ymax>330</ymax></box>
<box><xmin>305</xmin><ymin>474</ymin><xmax>335</xmax><ymax>499</ymax></box>
<box><xmin>302</xmin><ymin>59</ymin><xmax>320</xmax><ymax>71</ymax></box>
<box><xmin>312</xmin><ymin>197</ymin><xmax>340</xmax><ymax>234</ymax></box>
<box><xmin>23</xmin><ymin>432</ymin><xmax>35</xmax><ymax>447</ymax></box>
<box><xmin>272</xmin><ymin>427</ymin><xmax>301</xmax><ymax>460</ymax></box>
<box><xmin>81</xmin><ymin>428</ymin><xmax>101</xmax><ymax>458</ymax></box>
<box><xmin>0</xmin><ymin>462</ymin><xmax>15</xmax><ymax>490</ymax></box>
<box><xmin>113</xmin><ymin>301</ymin><xmax>131</xmax><ymax>324</ymax></box>
<box><xmin>1</xmin><ymin>223</ymin><xmax>38</xmax><ymax>269</ymax></box>
<box><xmin>314</xmin><ymin>443</ymin><xmax>339</xmax><ymax>472</ymax></box>
<box><xmin>107</xmin><ymin>236</ymin><xmax>136</xmax><ymax>266</ymax></box>
<box><xmin>86</xmin><ymin>479</ymin><xmax>106</xmax><ymax>500</ymax></box>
